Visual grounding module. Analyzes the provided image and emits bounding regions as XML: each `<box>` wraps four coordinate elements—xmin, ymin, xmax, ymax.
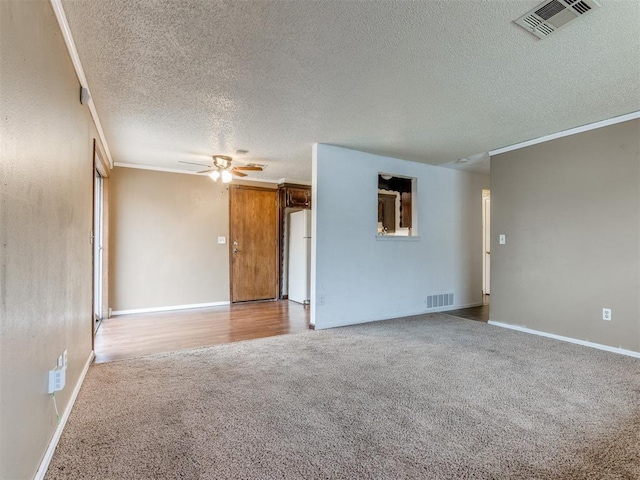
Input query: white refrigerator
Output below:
<box><xmin>288</xmin><ymin>209</ymin><xmax>311</xmax><ymax>304</ymax></box>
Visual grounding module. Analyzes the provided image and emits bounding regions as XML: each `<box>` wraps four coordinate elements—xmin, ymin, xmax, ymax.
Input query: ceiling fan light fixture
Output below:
<box><xmin>221</xmin><ymin>170</ymin><xmax>233</xmax><ymax>183</ymax></box>
<box><xmin>209</xmin><ymin>170</ymin><xmax>221</xmax><ymax>181</ymax></box>
<box><xmin>212</xmin><ymin>155</ymin><xmax>233</xmax><ymax>169</ymax></box>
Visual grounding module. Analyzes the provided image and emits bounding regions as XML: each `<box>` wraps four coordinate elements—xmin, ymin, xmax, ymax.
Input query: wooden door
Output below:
<box><xmin>229</xmin><ymin>185</ymin><xmax>278</xmax><ymax>302</ymax></box>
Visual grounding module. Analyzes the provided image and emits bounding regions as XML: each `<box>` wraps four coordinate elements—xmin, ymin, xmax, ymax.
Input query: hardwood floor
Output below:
<box><xmin>94</xmin><ymin>300</ymin><xmax>310</xmax><ymax>363</ymax></box>
<box><xmin>445</xmin><ymin>302</ymin><xmax>490</xmax><ymax>323</ymax></box>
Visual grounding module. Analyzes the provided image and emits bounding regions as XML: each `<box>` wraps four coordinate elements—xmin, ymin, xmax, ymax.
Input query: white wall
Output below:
<box><xmin>312</xmin><ymin>144</ymin><xmax>489</xmax><ymax>329</ymax></box>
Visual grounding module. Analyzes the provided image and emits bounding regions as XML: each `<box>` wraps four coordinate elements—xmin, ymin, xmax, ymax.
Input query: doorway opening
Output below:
<box><xmin>447</xmin><ymin>188</ymin><xmax>492</xmax><ymax>323</ymax></box>
<box><xmin>482</xmin><ymin>189</ymin><xmax>491</xmax><ymax>303</ymax></box>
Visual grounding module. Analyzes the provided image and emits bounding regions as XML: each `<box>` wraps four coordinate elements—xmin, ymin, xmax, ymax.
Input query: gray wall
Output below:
<box><xmin>312</xmin><ymin>144</ymin><xmax>489</xmax><ymax>329</ymax></box>
<box><xmin>491</xmin><ymin>119</ymin><xmax>640</xmax><ymax>353</ymax></box>
<box><xmin>0</xmin><ymin>1</ymin><xmax>96</xmax><ymax>478</ymax></box>
<box><xmin>110</xmin><ymin>167</ymin><xmax>231</xmax><ymax>311</ymax></box>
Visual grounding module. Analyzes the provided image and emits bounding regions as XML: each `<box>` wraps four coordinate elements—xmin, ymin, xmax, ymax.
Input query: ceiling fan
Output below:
<box><xmin>179</xmin><ymin>155</ymin><xmax>265</xmax><ymax>183</ymax></box>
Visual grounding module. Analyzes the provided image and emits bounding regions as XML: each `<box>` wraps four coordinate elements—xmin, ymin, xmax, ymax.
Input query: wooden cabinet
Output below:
<box><xmin>401</xmin><ymin>192</ymin><xmax>412</xmax><ymax>228</ymax></box>
<box><xmin>378</xmin><ymin>194</ymin><xmax>396</xmax><ymax>233</ymax></box>
<box><xmin>284</xmin><ymin>186</ymin><xmax>311</xmax><ymax>208</ymax></box>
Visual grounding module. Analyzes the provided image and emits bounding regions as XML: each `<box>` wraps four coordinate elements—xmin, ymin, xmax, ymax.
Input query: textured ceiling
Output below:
<box><xmin>61</xmin><ymin>0</ymin><xmax>640</xmax><ymax>181</ymax></box>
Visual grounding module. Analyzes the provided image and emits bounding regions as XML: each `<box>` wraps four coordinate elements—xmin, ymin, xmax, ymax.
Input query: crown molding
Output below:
<box><xmin>114</xmin><ymin>162</ymin><xmax>201</xmax><ymax>175</ymax></box>
<box><xmin>489</xmin><ymin>111</ymin><xmax>640</xmax><ymax>157</ymax></box>
<box><xmin>50</xmin><ymin>0</ymin><xmax>114</xmax><ymax>168</ymax></box>
<box><xmin>114</xmin><ymin>162</ymin><xmax>287</xmax><ymax>184</ymax></box>
<box><xmin>278</xmin><ymin>178</ymin><xmax>312</xmax><ymax>186</ymax></box>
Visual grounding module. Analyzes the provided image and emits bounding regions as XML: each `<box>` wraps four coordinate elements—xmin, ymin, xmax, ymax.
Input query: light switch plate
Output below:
<box><xmin>499</xmin><ymin>234</ymin><xmax>506</xmax><ymax>245</ymax></box>
<box><xmin>217</xmin><ymin>236</ymin><xmax>226</xmax><ymax>245</ymax></box>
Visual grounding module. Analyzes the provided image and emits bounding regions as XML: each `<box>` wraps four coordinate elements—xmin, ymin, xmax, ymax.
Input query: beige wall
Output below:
<box><xmin>110</xmin><ymin>168</ymin><xmax>231</xmax><ymax>310</ymax></box>
<box><xmin>109</xmin><ymin>169</ymin><xmax>279</xmax><ymax>311</ymax></box>
<box><xmin>0</xmin><ymin>1</ymin><xmax>96</xmax><ymax>478</ymax></box>
<box><xmin>491</xmin><ymin>119</ymin><xmax>640</xmax><ymax>352</ymax></box>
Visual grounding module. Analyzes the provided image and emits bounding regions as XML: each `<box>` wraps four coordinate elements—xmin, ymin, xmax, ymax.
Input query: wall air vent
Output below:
<box><xmin>515</xmin><ymin>0</ymin><xmax>600</xmax><ymax>39</ymax></box>
<box><xmin>427</xmin><ymin>293</ymin><xmax>454</xmax><ymax>309</ymax></box>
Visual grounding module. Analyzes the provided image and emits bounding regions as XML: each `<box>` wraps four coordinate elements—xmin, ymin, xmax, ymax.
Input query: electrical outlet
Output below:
<box><xmin>602</xmin><ymin>308</ymin><xmax>612</xmax><ymax>321</ymax></box>
<box><xmin>48</xmin><ymin>366</ymin><xmax>66</xmax><ymax>394</ymax></box>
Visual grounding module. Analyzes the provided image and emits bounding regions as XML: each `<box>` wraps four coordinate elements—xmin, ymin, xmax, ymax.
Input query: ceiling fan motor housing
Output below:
<box><xmin>212</xmin><ymin>155</ymin><xmax>233</xmax><ymax>169</ymax></box>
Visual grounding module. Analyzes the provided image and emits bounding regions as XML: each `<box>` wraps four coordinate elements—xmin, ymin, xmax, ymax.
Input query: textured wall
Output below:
<box><xmin>491</xmin><ymin>119</ymin><xmax>640</xmax><ymax>352</ymax></box>
<box><xmin>0</xmin><ymin>1</ymin><xmax>95</xmax><ymax>478</ymax></box>
<box><xmin>312</xmin><ymin>144</ymin><xmax>489</xmax><ymax>329</ymax></box>
<box><xmin>109</xmin><ymin>167</ymin><xmax>232</xmax><ymax>311</ymax></box>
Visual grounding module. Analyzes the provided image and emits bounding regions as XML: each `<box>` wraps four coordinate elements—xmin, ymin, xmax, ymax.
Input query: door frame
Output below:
<box><xmin>482</xmin><ymin>189</ymin><xmax>491</xmax><ymax>296</ymax></box>
<box><xmin>91</xmin><ymin>139</ymin><xmax>110</xmax><ymax>348</ymax></box>
<box><xmin>228</xmin><ymin>184</ymin><xmax>279</xmax><ymax>303</ymax></box>
<box><xmin>93</xmin><ymin>168</ymin><xmax>104</xmax><ymax>332</ymax></box>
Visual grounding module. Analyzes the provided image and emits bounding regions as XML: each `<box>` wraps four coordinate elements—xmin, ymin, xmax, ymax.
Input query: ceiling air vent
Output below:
<box><xmin>515</xmin><ymin>0</ymin><xmax>600</xmax><ymax>39</ymax></box>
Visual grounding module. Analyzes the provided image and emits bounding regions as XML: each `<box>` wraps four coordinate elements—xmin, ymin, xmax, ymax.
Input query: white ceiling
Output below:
<box><xmin>61</xmin><ymin>0</ymin><xmax>640</xmax><ymax>181</ymax></box>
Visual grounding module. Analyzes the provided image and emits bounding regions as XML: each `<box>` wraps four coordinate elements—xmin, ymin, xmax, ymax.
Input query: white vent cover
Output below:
<box><xmin>427</xmin><ymin>293</ymin><xmax>454</xmax><ymax>309</ymax></box>
<box><xmin>515</xmin><ymin>0</ymin><xmax>601</xmax><ymax>39</ymax></box>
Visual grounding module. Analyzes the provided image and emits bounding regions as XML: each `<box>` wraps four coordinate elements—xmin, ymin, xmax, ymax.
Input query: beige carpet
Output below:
<box><xmin>47</xmin><ymin>314</ymin><xmax>640</xmax><ymax>479</ymax></box>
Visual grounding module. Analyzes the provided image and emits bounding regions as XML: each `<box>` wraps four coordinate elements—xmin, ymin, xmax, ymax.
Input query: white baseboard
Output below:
<box><xmin>112</xmin><ymin>301</ymin><xmax>230</xmax><ymax>316</ymax></box>
<box><xmin>488</xmin><ymin>321</ymin><xmax>640</xmax><ymax>359</ymax></box>
<box><xmin>34</xmin><ymin>350</ymin><xmax>95</xmax><ymax>480</ymax></box>
<box><xmin>315</xmin><ymin>302</ymin><xmax>485</xmax><ymax>330</ymax></box>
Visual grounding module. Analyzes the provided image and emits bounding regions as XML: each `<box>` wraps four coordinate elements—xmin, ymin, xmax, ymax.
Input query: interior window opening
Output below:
<box><xmin>377</xmin><ymin>174</ymin><xmax>416</xmax><ymax>236</ymax></box>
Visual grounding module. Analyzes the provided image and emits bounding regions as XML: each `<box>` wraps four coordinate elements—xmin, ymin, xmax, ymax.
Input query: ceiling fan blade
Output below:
<box><xmin>231</xmin><ymin>170</ymin><xmax>248</xmax><ymax>177</ymax></box>
<box><xmin>232</xmin><ymin>166</ymin><xmax>264</xmax><ymax>171</ymax></box>
<box><xmin>179</xmin><ymin>160</ymin><xmax>211</xmax><ymax>167</ymax></box>
<box><xmin>197</xmin><ymin>168</ymin><xmax>214</xmax><ymax>174</ymax></box>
